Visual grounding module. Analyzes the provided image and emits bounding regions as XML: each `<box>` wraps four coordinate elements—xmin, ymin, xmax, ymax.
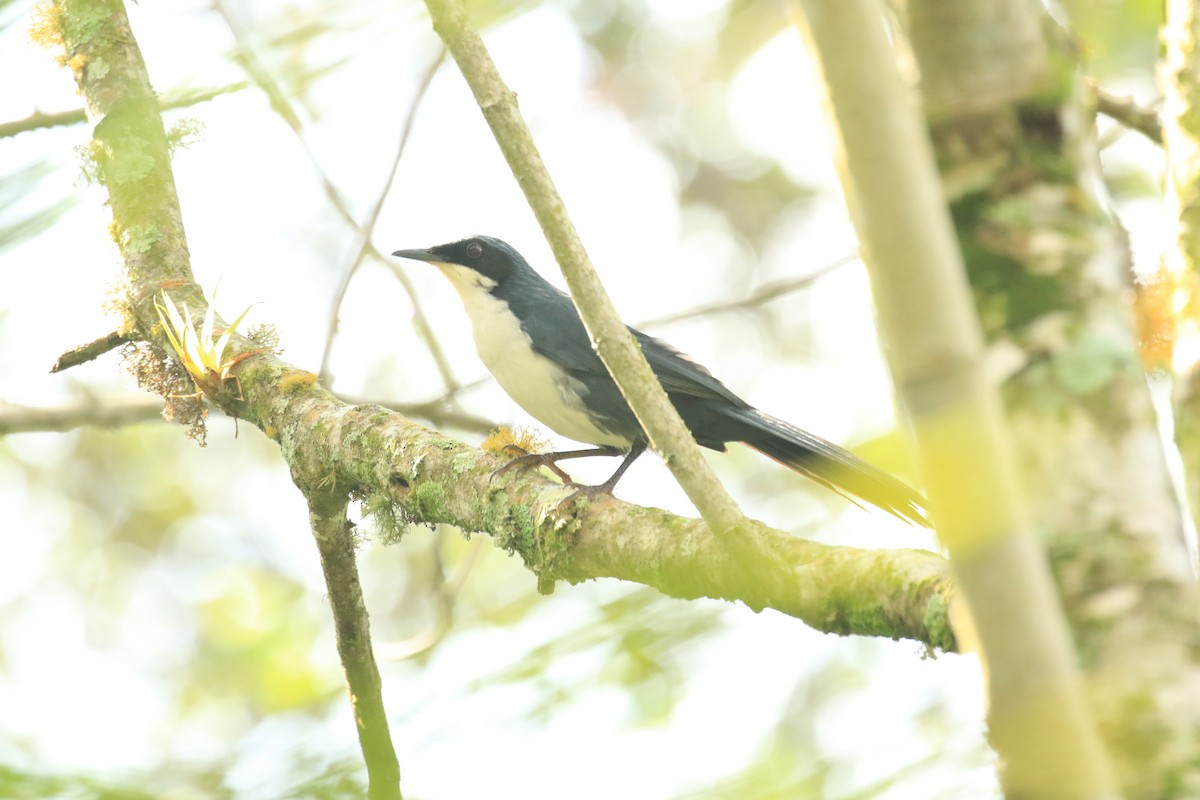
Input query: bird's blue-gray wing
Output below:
<box><xmin>505</xmin><ymin>277</ymin><xmax>748</xmax><ymax>439</ymax></box>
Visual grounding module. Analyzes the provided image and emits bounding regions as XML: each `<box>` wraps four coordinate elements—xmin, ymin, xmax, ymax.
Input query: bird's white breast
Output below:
<box><xmin>435</xmin><ymin>262</ymin><xmax>631</xmax><ymax>449</ymax></box>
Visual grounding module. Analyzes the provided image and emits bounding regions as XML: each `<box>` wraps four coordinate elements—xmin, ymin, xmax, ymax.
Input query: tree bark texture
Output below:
<box><xmin>1162</xmin><ymin>0</ymin><xmax>1200</xmax><ymax>532</ymax></box>
<box><xmin>910</xmin><ymin>0</ymin><xmax>1200</xmax><ymax>796</ymax></box>
<box><xmin>796</xmin><ymin>1</ymin><xmax>1118</xmax><ymax>796</ymax></box>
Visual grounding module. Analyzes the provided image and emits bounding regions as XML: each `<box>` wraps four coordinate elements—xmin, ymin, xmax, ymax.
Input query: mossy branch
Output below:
<box><xmin>51</xmin><ymin>0</ymin><xmax>956</xmax><ymax>724</ymax></box>
<box><xmin>50</xmin><ymin>0</ymin><xmax>403</xmax><ymax>790</ymax></box>
<box><xmin>233</xmin><ymin>360</ymin><xmax>958</xmax><ymax>649</ymax></box>
<box><xmin>49</xmin><ymin>0</ymin><xmax>954</xmax><ymax>656</ymax></box>
<box><xmin>309</xmin><ymin>490</ymin><xmax>402</xmax><ymax>800</ymax></box>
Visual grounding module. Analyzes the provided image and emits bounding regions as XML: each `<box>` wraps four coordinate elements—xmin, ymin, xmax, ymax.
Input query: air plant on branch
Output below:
<box><xmin>154</xmin><ymin>288</ymin><xmax>264</xmax><ymax>401</ymax></box>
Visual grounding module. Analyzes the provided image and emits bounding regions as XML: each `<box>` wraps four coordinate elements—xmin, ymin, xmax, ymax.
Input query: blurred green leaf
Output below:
<box><xmin>1060</xmin><ymin>0</ymin><xmax>1161</xmax><ymax>76</ymax></box>
<box><xmin>469</xmin><ymin>588</ymin><xmax>725</xmax><ymax>726</ymax></box>
<box><xmin>0</xmin><ymin>161</ymin><xmax>75</xmax><ymax>253</ymax></box>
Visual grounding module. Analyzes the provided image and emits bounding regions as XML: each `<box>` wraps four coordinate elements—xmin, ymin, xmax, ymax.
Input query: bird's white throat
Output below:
<box><xmin>433</xmin><ymin>261</ymin><xmax>631</xmax><ymax>449</ymax></box>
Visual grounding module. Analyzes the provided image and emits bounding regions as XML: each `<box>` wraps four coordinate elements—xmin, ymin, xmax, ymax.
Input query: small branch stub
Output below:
<box><xmin>51</xmin><ymin>330</ymin><xmax>130</xmax><ymax>372</ymax></box>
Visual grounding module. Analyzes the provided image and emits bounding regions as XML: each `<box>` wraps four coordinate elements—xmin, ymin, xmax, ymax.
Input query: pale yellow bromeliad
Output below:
<box><xmin>155</xmin><ymin>288</ymin><xmax>263</xmax><ymax>401</ymax></box>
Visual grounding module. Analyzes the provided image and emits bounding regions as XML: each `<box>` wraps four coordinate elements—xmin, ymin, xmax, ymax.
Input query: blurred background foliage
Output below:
<box><xmin>0</xmin><ymin>0</ymin><xmax>1163</xmax><ymax>796</ymax></box>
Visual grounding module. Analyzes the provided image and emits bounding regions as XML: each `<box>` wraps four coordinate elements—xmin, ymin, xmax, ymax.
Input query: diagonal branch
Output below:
<box><xmin>421</xmin><ymin>0</ymin><xmax>749</xmax><ymax>537</ymax></box>
<box><xmin>240</xmin><ymin>371</ymin><xmax>958</xmax><ymax>650</ymax></box>
<box><xmin>637</xmin><ymin>252</ymin><xmax>856</xmax><ymax>328</ymax></box>
<box><xmin>1093</xmin><ymin>83</ymin><xmax>1162</xmax><ymax>145</ymax></box>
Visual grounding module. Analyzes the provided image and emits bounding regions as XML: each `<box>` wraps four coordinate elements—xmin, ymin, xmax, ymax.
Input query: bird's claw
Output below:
<box><xmin>488</xmin><ymin>446</ymin><xmax>616</xmax><ymax>510</ymax></box>
<box><xmin>554</xmin><ymin>480</ymin><xmax>619</xmax><ymax>513</ymax></box>
<box><xmin>490</xmin><ymin>445</ymin><xmax>575</xmax><ymax>485</ymax></box>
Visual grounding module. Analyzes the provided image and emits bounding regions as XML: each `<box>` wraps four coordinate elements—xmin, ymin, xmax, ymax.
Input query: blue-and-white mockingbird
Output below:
<box><xmin>393</xmin><ymin>235</ymin><xmax>929</xmax><ymax>526</ymax></box>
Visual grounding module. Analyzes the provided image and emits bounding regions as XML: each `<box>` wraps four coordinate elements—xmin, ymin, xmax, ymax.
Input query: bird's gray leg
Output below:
<box><xmin>557</xmin><ymin>442</ymin><xmax>648</xmax><ymax>508</ymax></box>
<box><xmin>492</xmin><ymin>445</ymin><xmax>626</xmax><ymax>485</ymax></box>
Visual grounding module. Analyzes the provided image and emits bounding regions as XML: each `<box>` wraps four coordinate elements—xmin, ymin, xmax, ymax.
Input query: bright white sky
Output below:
<box><xmin>2</xmin><ymin>0</ymin><xmax>1166</xmax><ymax>796</ymax></box>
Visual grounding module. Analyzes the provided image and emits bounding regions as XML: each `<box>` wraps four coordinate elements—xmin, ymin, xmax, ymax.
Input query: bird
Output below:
<box><xmin>392</xmin><ymin>235</ymin><xmax>930</xmax><ymax>527</ymax></box>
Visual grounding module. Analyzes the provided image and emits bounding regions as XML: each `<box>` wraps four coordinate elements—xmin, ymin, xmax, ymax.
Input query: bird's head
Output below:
<box><xmin>392</xmin><ymin>235</ymin><xmax>527</xmax><ymax>295</ymax></box>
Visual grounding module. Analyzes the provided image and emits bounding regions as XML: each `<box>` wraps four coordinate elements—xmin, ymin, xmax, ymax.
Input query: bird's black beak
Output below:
<box><xmin>391</xmin><ymin>248</ymin><xmax>440</xmax><ymax>263</ymax></box>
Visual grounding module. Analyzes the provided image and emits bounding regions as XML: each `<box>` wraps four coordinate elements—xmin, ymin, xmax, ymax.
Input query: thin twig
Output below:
<box><xmin>373</xmin><ymin>252</ymin><xmax>461</xmax><ymax>392</ymax></box>
<box><xmin>637</xmin><ymin>252</ymin><xmax>856</xmax><ymax>328</ymax></box>
<box><xmin>0</xmin><ymin>396</ymin><xmax>160</xmax><ymax>434</ymax></box>
<box><xmin>423</xmin><ymin>0</ymin><xmax>749</xmax><ymax>538</ymax></box>
<box><xmin>1</xmin><ymin>393</ymin><xmax>493</xmax><ymax>435</ymax></box>
<box><xmin>337</xmin><ymin>392</ymin><xmax>493</xmax><ymax>433</ymax></box>
<box><xmin>214</xmin><ymin>2</ymin><xmax>459</xmax><ymax>396</ymax></box>
<box><xmin>1093</xmin><ymin>84</ymin><xmax>1162</xmax><ymax>145</ymax></box>
<box><xmin>0</xmin><ymin>81</ymin><xmax>250</xmax><ymax>139</ymax></box>
<box><xmin>377</xmin><ymin>530</ymin><xmax>484</xmax><ymax>661</ymax></box>
<box><xmin>394</xmin><ymin>249</ymin><xmax>845</xmax><ymax>405</ymax></box>
<box><xmin>318</xmin><ymin>50</ymin><xmax>447</xmax><ymax>386</ymax></box>
<box><xmin>50</xmin><ymin>331</ymin><xmax>131</xmax><ymax>373</ymax></box>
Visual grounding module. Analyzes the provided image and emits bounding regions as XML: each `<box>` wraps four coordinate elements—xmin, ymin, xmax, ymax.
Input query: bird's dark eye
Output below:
<box><xmin>466</xmin><ymin>241</ymin><xmax>483</xmax><ymax>258</ymax></box>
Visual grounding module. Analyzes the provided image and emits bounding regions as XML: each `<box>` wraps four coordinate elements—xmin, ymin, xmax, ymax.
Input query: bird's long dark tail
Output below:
<box><xmin>731</xmin><ymin>408</ymin><xmax>930</xmax><ymax>527</ymax></box>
